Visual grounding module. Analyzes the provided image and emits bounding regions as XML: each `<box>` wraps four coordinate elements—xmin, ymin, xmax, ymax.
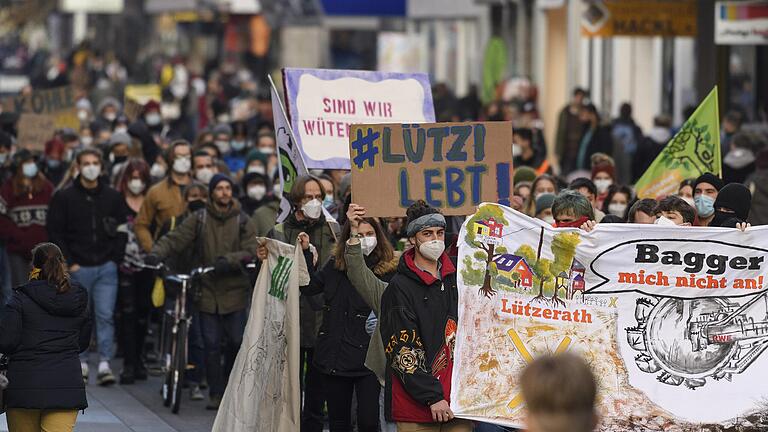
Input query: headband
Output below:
<box><xmin>406</xmin><ymin>213</ymin><xmax>446</xmax><ymax>237</ymax></box>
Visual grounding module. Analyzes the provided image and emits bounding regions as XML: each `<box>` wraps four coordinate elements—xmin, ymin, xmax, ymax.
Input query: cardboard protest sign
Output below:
<box><xmin>452</xmin><ymin>203</ymin><xmax>768</xmax><ymax>429</ymax></box>
<box><xmin>212</xmin><ymin>238</ymin><xmax>307</xmax><ymax>432</ymax></box>
<box><xmin>17</xmin><ymin>114</ymin><xmax>55</xmax><ymax>151</ymax></box>
<box><xmin>282</xmin><ymin>68</ymin><xmax>435</xmax><ymax>169</ymax></box>
<box><xmin>350</xmin><ymin>121</ymin><xmax>513</xmax><ymax>217</ymax></box>
<box><xmin>2</xmin><ymin>86</ymin><xmax>79</xmax><ymax>149</ymax></box>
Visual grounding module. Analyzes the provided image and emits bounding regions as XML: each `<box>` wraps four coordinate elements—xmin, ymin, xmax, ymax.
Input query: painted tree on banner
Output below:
<box><xmin>463</xmin><ymin>204</ymin><xmax>509</xmax><ymax>298</ymax></box>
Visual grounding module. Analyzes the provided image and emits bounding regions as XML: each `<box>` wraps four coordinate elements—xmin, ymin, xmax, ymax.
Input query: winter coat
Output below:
<box><xmin>344</xmin><ymin>240</ymin><xmax>396</xmax><ymax>384</ymax></box>
<box><xmin>251</xmin><ymin>199</ymin><xmax>280</xmax><ymax>237</ymax></box>
<box><xmin>0</xmin><ymin>178</ymin><xmax>53</xmax><ymax>259</ymax></box>
<box><xmin>134</xmin><ymin>177</ymin><xmax>188</xmax><ymax>253</ymax></box>
<box><xmin>633</xmin><ymin>127</ymin><xmax>671</xmax><ymax>182</ymax></box>
<box><xmin>380</xmin><ymin>248</ymin><xmax>458</xmax><ymax>423</ymax></box>
<box><xmin>269</xmin><ymin>213</ymin><xmax>337</xmax><ymax>348</ymax></box>
<box><xmin>747</xmin><ymin>169</ymin><xmax>768</xmax><ymax>226</ymax></box>
<box><xmin>152</xmin><ymin>200</ymin><xmax>259</xmax><ymax>315</ymax></box>
<box><xmin>46</xmin><ymin>178</ymin><xmax>125</xmax><ymax>267</ymax></box>
<box><xmin>302</xmin><ymin>248</ymin><xmax>396</xmax><ymax>377</ymax></box>
<box><xmin>0</xmin><ymin>280</ymin><xmax>91</xmax><ymax>410</ymax></box>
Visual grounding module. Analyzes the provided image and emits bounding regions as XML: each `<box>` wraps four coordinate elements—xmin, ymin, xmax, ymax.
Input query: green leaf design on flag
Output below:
<box><xmin>635</xmin><ymin>87</ymin><xmax>721</xmax><ymax>199</ymax></box>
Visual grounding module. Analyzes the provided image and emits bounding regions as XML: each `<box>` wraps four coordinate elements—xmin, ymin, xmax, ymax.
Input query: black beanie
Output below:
<box><xmin>209</xmin><ymin>173</ymin><xmax>234</xmax><ymax>194</ymax></box>
<box><xmin>694</xmin><ymin>173</ymin><xmax>724</xmax><ymax>193</ymax></box>
<box><xmin>713</xmin><ymin>183</ymin><xmax>751</xmax><ymax>221</ymax></box>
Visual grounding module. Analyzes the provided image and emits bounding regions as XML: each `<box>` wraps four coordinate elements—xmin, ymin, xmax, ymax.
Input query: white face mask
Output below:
<box><xmin>681</xmin><ymin>196</ymin><xmax>695</xmax><ymax>208</ymax></box>
<box><xmin>655</xmin><ymin>215</ymin><xmax>677</xmax><ymax>226</ymax></box>
<box><xmin>127</xmin><ymin>179</ymin><xmax>145</xmax><ymax>195</ymax></box>
<box><xmin>248</xmin><ymin>184</ymin><xmax>267</xmax><ymax>201</ymax></box>
<box><xmin>360</xmin><ymin>236</ymin><xmax>377</xmax><ymax>256</ymax></box>
<box><xmin>104</xmin><ymin>112</ymin><xmax>117</xmax><ymax>122</ymax></box>
<box><xmin>542</xmin><ymin>215</ymin><xmax>555</xmax><ymax>225</ymax></box>
<box><xmin>146</xmin><ymin>112</ymin><xmax>162</xmax><ymax>126</ymax></box>
<box><xmin>258</xmin><ymin>147</ymin><xmax>275</xmax><ymax>155</ymax></box>
<box><xmin>173</xmin><ymin>157</ymin><xmax>191</xmax><ymax>174</ymax></box>
<box><xmin>512</xmin><ymin>144</ymin><xmax>522</xmax><ymax>157</ymax></box>
<box><xmin>301</xmin><ymin>198</ymin><xmax>323</xmax><ymax>219</ymax></box>
<box><xmin>594</xmin><ymin>179</ymin><xmax>613</xmax><ymax>194</ymax></box>
<box><xmin>114</xmin><ymin>126</ymin><xmax>128</xmax><ymax>134</ymax></box>
<box><xmin>247</xmin><ymin>165</ymin><xmax>266</xmax><ymax>175</ymax></box>
<box><xmin>78</xmin><ymin>110</ymin><xmax>89</xmax><ymax>121</ymax></box>
<box><xmin>80</xmin><ymin>136</ymin><xmax>93</xmax><ymax>147</ymax></box>
<box><xmin>81</xmin><ymin>164</ymin><xmax>101</xmax><ymax>181</ymax></box>
<box><xmin>608</xmin><ymin>203</ymin><xmax>627</xmax><ymax>217</ymax></box>
<box><xmin>273</xmin><ymin>183</ymin><xmax>282</xmax><ymax>196</ymax></box>
<box><xmin>195</xmin><ymin>167</ymin><xmax>214</xmax><ymax>184</ymax></box>
<box><xmin>150</xmin><ymin>162</ymin><xmax>167</xmax><ymax>178</ymax></box>
<box><xmin>418</xmin><ymin>239</ymin><xmax>445</xmax><ymax>262</ymax></box>
<box><xmin>215</xmin><ymin>140</ymin><xmax>231</xmax><ymax>154</ymax></box>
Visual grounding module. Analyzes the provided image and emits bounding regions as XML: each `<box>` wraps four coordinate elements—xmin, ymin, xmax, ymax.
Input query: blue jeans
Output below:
<box><xmin>200</xmin><ymin>309</ymin><xmax>247</xmax><ymax>397</ymax></box>
<box><xmin>188</xmin><ymin>309</ymin><xmax>205</xmax><ymax>384</ymax></box>
<box><xmin>72</xmin><ymin>261</ymin><xmax>118</xmax><ymax>362</ymax></box>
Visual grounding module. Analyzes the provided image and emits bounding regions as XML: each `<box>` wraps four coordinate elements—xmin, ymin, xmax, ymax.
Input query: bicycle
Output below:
<box><xmin>139</xmin><ymin>262</ymin><xmax>214</xmax><ymax>414</ymax></box>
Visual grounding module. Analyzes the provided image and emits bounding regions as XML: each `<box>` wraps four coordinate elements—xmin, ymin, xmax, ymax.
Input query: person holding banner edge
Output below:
<box><xmin>379</xmin><ymin>200</ymin><xmax>472</xmax><ymax>432</ymax></box>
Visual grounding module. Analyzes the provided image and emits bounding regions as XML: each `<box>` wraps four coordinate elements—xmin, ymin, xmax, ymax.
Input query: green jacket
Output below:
<box><xmin>152</xmin><ymin>200</ymin><xmax>259</xmax><ymax>315</ymax></box>
<box><xmin>269</xmin><ymin>213</ymin><xmax>337</xmax><ymax>347</ymax></box>
<box><xmin>344</xmin><ymin>239</ymin><xmax>389</xmax><ymax>385</ymax></box>
<box><xmin>251</xmin><ymin>200</ymin><xmax>281</xmax><ymax>237</ymax></box>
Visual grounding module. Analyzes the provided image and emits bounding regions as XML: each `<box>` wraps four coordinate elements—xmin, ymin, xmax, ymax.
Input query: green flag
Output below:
<box><xmin>635</xmin><ymin>87</ymin><xmax>721</xmax><ymax>199</ymax></box>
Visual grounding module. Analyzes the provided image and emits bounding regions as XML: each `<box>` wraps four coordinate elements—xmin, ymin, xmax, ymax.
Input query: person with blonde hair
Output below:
<box><xmin>520</xmin><ymin>353</ymin><xmax>598</xmax><ymax>432</ymax></box>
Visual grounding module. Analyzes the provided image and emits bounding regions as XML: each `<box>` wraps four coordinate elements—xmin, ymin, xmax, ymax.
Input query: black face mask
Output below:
<box><xmin>709</xmin><ymin>210</ymin><xmax>741</xmax><ymax>228</ymax></box>
<box><xmin>187</xmin><ymin>200</ymin><xmax>206</xmax><ymax>212</ymax></box>
<box><xmin>113</xmin><ymin>155</ymin><xmax>128</xmax><ymax>165</ymax></box>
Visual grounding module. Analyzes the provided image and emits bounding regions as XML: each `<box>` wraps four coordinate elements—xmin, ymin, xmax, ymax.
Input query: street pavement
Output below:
<box><xmin>0</xmin><ymin>360</ymin><xmax>217</xmax><ymax>432</ymax></box>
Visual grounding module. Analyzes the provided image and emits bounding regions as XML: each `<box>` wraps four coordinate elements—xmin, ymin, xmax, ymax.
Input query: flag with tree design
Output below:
<box><xmin>635</xmin><ymin>87</ymin><xmax>721</xmax><ymax>199</ymax></box>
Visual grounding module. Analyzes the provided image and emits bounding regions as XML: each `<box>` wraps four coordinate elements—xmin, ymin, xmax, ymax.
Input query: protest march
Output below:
<box><xmin>1</xmin><ymin>2</ymin><xmax>768</xmax><ymax>432</ymax></box>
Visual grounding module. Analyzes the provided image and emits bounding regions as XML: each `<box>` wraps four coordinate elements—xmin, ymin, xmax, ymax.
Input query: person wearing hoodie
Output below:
<box><xmin>299</xmin><ymin>207</ymin><xmax>398</xmax><ymax>432</ymax></box>
<box><xmin>746</xmin><ymin>149</ymin><xmax>768</xmax><ymax>226</ymax></box>
<box><xmin>0</xmin><ymin>243</ymin><xmax>91</xmax><ymax>432</ymax></box>
<box><xmin>46</xmin><ymin>148</ymin><xmax>125</xmax><ymax>386</ymax></box>
<box><xmin>709</xmin><ymin>183</ymin><xmax>752</xmax><ymax>229</ymax></box>
<box><xmin>379</xmin><ymin>200</ymin><xmax>472</xmax><ymax>431</ymax></box>
<box><xmin>94</xmin><ymin>97</ymin><xmax>121</xmax><ymax>132</ymax></box>
<box><xmin>693</xmin><ymin>173</ymin><xmax>724</xmax><ymax>227</ymax></box>
<box><xmin>0</xmin><ymin>149</ymin><xmax>54</xmax><ymax>287</ymax></box>
<box><xmin>634</xmin><ymin>115</ymin><xmax>672</xmax><ymax>182</ymax></box>
<box><xmin>722</xmin><ymin>133</ymin><xmax>757</xmax><ymax>184</ymax></box>
<box><xmin>146</xmin><ymin>173</ymin><xmax>259</xmax><ymax>410</ymax></box>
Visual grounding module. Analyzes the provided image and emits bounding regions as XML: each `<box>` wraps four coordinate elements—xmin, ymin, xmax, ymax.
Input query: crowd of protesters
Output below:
<box><xmin>0</xmin><ymin>39</ymin><xmax>766</xmax><ymax>432</ymax></box>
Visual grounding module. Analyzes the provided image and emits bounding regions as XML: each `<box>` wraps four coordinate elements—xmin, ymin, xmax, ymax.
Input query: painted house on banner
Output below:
<box><xmin>493</xmin><ymin>254</ymin><xmax>533</xmax><ymax>289</ymax></box>
<box><xmin>567</xmin><ymin>259</ymin><xmax>586</xmax><ymax>299</ymax></box>
<box><xmin>474</xmin><ymin>218</ymin><xmax>503</xmax><ymax>245</ymax></box>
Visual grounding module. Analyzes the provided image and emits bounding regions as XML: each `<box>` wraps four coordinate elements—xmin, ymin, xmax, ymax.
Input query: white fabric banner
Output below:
<box><xmin>212</xmin><ymin>238</ymin><xmax>308</xmax><ymax>432</ymax></box>
<box><xmin>451</xmin><ymin>203</ymin><xmax>768</xmax><ymax>430</ymax></box>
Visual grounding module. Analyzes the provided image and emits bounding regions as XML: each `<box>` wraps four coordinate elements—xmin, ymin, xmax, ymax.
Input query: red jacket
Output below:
<box><xmin>0</xmin><ymin>179</ymin><xmax>53</xmax><ymax>259</ymax></box>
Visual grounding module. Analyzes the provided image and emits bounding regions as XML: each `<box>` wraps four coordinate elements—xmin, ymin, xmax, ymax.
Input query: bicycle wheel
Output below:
<box><xmin>171</xmin><ymin>320</ymin><xmax>188</xmax><ymax>414</ymax></box>
<box><xmin>162</xmin><ymin>318</ymin><xmax>175</xmax><ymax>407</ymax></box>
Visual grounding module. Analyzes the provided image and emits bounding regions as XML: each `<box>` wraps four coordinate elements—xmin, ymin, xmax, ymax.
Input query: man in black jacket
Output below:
<box><xmin>47</xmin><ymin>148</ymin><xmax>125</xmax><ymax>386</ymax></box>
<box><xmin>379</xmin><ymin>201</ymin><xmax>472</xmax><ymax>431</ymax></box>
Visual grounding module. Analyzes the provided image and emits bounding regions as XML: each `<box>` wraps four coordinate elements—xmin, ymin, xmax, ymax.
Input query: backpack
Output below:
<box><xmin>612</xmin><ymin>123</ymin><xmax>638</xmax><ymax>155</ymax></box>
